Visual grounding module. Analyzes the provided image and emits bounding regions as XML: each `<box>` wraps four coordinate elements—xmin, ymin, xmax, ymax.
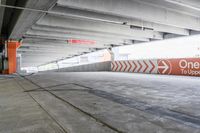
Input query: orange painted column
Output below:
<box><xmin>7</xmin><ymin>41</ymin><xmax>21</xmax><ymax>74</ymax></box>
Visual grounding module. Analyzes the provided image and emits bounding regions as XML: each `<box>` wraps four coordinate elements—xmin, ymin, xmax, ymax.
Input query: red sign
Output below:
<box><xmin>112</xmin><ymin>58</ymin><xmax>200</xmax><ymax>77</ymax></box>
<box><xmin>68</xmin><ymin>39</ymin><xmax>96</xmax><ymax>45</ymax></box>
<box><xmin>162</xmin><ymin>58</ymin><xmax>200</xmax><ymax>76</ymax></box>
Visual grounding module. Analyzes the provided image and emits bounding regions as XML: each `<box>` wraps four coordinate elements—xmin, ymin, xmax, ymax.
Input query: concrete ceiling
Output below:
<box><xmin>1</xmin><ymin>0</ymin><xmax>200</xmax><ymax>67</ymax></box>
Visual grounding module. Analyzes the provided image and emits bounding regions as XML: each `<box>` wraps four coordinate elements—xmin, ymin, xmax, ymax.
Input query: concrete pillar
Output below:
<box><xmin>107</xmin><ymin>48</ymin><xmax>115</xmax><ymax>61</ymax></box>
<box><xmin>5</xmin><ymin>41</ymin><xmax>21</xmax><ymax>74</ymax></box>
<box><xmin>17</xmin><ymin>54</ymin><xmax>21</xmax><ymax>73</ymax></box>
<box><xmin>0</xmin><ymin>38</ymin><xmax>5</xmax><ymax>73</ymax></box>
<box><xmin>0</xmin><ymin>53</ymin><xmax>2</xmax><ymax>71</ymax></box>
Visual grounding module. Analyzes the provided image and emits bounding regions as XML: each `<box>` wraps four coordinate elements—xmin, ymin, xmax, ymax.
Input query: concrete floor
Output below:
<box><xmin>0</xmin><ymin>72</ymin><xmax>200</xmax><ymax>133</ymax></box>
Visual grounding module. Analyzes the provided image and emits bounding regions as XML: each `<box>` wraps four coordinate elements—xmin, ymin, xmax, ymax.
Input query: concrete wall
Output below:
<box><xmin>43</xmin><ymin>61</ymin><xmax>111</xmax><ymax>73</ymax></box>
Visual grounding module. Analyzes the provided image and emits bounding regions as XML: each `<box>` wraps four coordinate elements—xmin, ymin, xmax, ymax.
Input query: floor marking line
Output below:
<box><xmin>24</xmin><ymin>83</ymin><xmax>73</xmax><ymax>92</ymax></box>
<box><xmin>14</xmin><ymin>78</ymin><xmax>69</xmax><ymax>133</ymax></box>
<box><xmin>19</xmin><ymin>75</ymin><xmax>124</xmax><ymax>133</ymax></box>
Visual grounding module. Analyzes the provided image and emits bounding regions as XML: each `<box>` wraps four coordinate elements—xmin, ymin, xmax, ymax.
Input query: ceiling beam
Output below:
<box><xmin>138</xmin><ymin>0</ymin><xmax>200</xmax><ymax>17</ymax></box>
<box><xmin>19</xmin><ymin>52</ymin><xmax>72</xmax><ymax>56</ymax></box>
<box><xmin>22</xmin><ymin>38</ymin><xmax>123</xmax><ymax>47</ymax></box>
<box><xmin>25</xmin><ymin>29</ymin><xmax>130</xmax><ymax>45</ymax></box>
<box><xmin>32</xmin><ymin>24</ymin><xmax>150</xmax><ymax>42</ymax></box>
<box><xmin>57</xmin><ymin>0</ymin><xmax>200</xmax><ymax>30</ymax></box>
<box><xmin>22</xmin><ymin>42</ymin><xmax>110</xmax><ymax>49</ymax></box>
<box><xmin>19</xmin><ymin>46</ymin><xmax>91</xmax><ymax>52</ymax></box>
<box><xmin>24</xmin><ymin>35</ymin><xmax>123</xmax><ymax>45</ymax></box>
<box><xmin>51</xmin><ymin>5</ymin><xmax>189</xmax><ymax>35</ymax></box>
<box><xmin>18</xmin><ymin>48</ymin><xmax>91</xmax><ymax>53</ymax></box>
<box><xmin>0</xmin><ymin>0</ymin><xmax>7</xmax><ymax>34</ymax></box>
<box><xmin>9</xmin><ymin>0</ymin><xmax>57</xmax><ymax>39</ymax></box>
<box><xmin>37</xmin><ymin>14</ymin><xmax>163</xmax><ymax>40</ymax></box>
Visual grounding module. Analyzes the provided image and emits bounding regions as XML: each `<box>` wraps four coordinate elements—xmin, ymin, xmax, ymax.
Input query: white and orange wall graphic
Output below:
<box><xmin>111</xmin><ymin>58</ymin><xmax>200</xmax><ymax>76</ymax></box>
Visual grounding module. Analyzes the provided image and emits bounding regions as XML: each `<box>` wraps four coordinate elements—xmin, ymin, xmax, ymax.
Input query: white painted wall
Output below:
<box><xmin>114</xmin><ymin>35</ymin><xmax>200</xmax><ymax>60</ymax></box>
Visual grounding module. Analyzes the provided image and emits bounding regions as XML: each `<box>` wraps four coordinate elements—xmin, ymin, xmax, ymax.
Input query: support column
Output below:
<box><xmin>17</xmin><ymin>54</ymin><xmax>22</xmax><ymax>73</ymax></box>
<box><xmin>0</xmin><ymin>37</ymin><xmax>5</xmax><ymax>73</ymax></box>
<box><xmin>107</xmin><ymin>48</ymin><xmax>115</xmax><ymax>61</ymax></box>
<box><xmin>6</xmin><ymin>41</ymin><xmax>21</xmax><ymax>74</ymax></box>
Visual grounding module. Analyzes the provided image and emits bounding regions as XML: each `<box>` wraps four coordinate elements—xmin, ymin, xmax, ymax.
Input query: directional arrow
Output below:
<box><xmin>111</xmin><ymin>62</ymin><xmax>114</xmax><ymax>71</ymax></box>
<box><xmin>149</xmin><ymin>60</ymin><xmax>156</xmax><ymax>73</ymax></box>
<box><xmin>158</xmin><ymin>60</ymin><xmax>171</xmax><ymax>74</ymax></box>
<box><xmin>115</xmin><ymin>61</ymin><xmax>119</xmax><ymax>71</ymax></box>
<box><xmin>119</xmin><ymin>61</ymin><xmax>123</xmax><ymax>72</ymax></box>
<box><xmin>124</xmin><ymin>61</ymin><xmax>128</xmax><ymax>72</ymax></box>
<box><xmin>128</xmin><ymin>61</ymin><xmax>132</xmax><ymax>72</ymax></box>
<box><xmin>143</xmin><ymin>60</ymin><xmax>148</xmax><ymax>73</ymax></box>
